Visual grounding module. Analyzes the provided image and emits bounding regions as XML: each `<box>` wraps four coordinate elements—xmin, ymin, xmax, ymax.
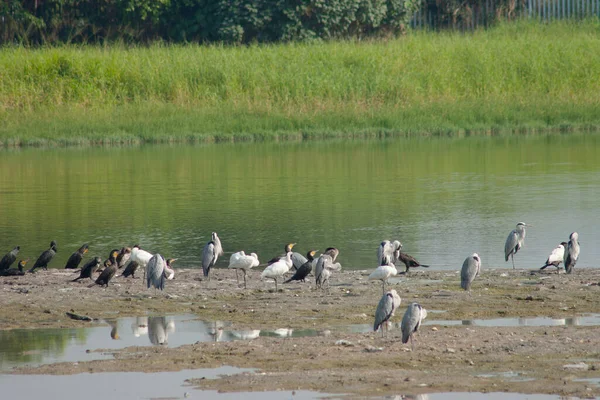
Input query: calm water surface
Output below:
<box><xmin>0</xmin><ymin>135</ymin><xmax>599</xmax><ymax>271</ymax></box>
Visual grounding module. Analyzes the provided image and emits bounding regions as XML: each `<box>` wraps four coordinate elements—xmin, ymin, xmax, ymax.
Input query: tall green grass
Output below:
<box><xmin>2</xmin><ymin>20</ymin><xmax>600</xmax><ymax>146</ymax></box>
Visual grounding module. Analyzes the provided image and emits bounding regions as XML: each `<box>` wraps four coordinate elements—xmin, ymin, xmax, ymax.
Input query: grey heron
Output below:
<box><xmin>0</xmin><ymin>259</ymin><xmax>28</xmax><ymax>276</ymax></box>
<box><xmin>460</xmin><ymin>253</ymin><xmax>481</xmax><ymax>293</ymax></box>
<box><xmin>28</xmin><ymin>241</ymin><xmax>57</xmax><ymax>273</ymax></box>
<box><xmin>116</xmin><ymin>247</ymin><xmax>132</xmax><ymax>268</ymax></box>
<box><xmin>261</xmin><ymin>251</ymin><xmax>292</xmax><ymax>291</ymax></box>
<box><xmin>373</xmin><ymin>289</ymin><xmax>401</xmax><ymax>337</ymax></box>
<box><xmin>71</xmin><ymin>256</ymin><xmax>102</xmax><ymax>282</ymax></box>
<box><xmin>378</xmin><ymin>240</ymin><xmax>402</xmax><ymax>266</ymax></box>
<box><xmin>64</xmin><ymin>244</ymin><xmax>88</xmax><ymax>269</ymax></box>
<box><xmin>284</xmin><ymin>250</ymin><xmax>319</xmax><ymax>283</ymax></box>
<box><xmin>504</xmin><ymin>222</ymin><xmax>529</xmax><ymax>269</ymax></box>
<box><xmin>397</xmin><ymin>252</ymin><xmax>430</xmax><ymax>273</ymax></box>
<box><xmin>540</xmin><ymin>242</ymin><xmax>567</xmax><ymax>273</ymax></box>
<box><xmin>146</xmin><ymin>253</ymin><xmax>172</xmax><ymax>291</ymax></box>
<box><xmin>368</xmin><ymin>264</ymin><xmax>398</xmax><ymax>295</ymax></box>
<box><xmin>564</xmin><ymin>232</ymin><xmax>580</xmax><ymax>274</ymax></box>
<box><xmin>315</xmin><ymin>248</ymin><xmax>342</xmax><ymax>290</ymax></box>
<box><xmin>401</xmin><ymin>302</ymin><xmax>427</xmax><ymax>350</ymax></box>
<box><xmin>228</xmin><ymin>251</ymin><xmax>259</xmax><ymax>288</ymax></box>
<box><xmin>90</xmin><ymin>249</ymin><xmax>119</xmax><ymax>287</ymax></box>
<box><xmin>202</xmin><ymin>232</ymin><xmax>224</xmax><ymax>280</ymax></box>
<box><xmin>0</xmin><ymin>246</ymin><xmax>20</xmax><ymax>271</ymax></box>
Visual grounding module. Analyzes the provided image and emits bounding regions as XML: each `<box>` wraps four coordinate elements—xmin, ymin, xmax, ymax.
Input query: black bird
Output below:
<box><xmin>0</xmin><ymin>246</ymin><xmax>20</xmax><ymax>271</ymax></box>
<box><xmin>122</xmin><ymin>261</ymin><xmax>140</xmax><ymax>278</ymax></box>
<box><xmin>397</xmin><ymin>252</ymin><xmax>429</xmax><ymax>274</ymax></box>
<box><xmin>29</xmin><ymin>241</ymin><xmax>58</xmax><ymax>273</ymax></box>
<box><xmin>90</xmin><ymin>250</ymin><xmax>119</xmax><ymax>287</ymax></box>
<box><xmin>0</xmin><ymin>259</ymin><xmax>28</xmax><ymax>276</ymax></box>
<box><xmin>284</xmin><ymin>250</ymin><xmax>318</xmax><ymax>283</ymax></box>
<box><xmin>116</xmin><ymin>247</ymin><xmax>132</xmax><ymax>268</ymax></box>
<box><xmin>71</xmin><ymin>256</ymin><xmax>101</xmax><ymax>282</ymax></box>
<box><xmin>64</xmin><ymin>243</ymin><xmax>89</xmax><ymax>269</ymax></box>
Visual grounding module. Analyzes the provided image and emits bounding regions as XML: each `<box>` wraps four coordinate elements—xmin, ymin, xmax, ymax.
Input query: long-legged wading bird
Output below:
<box><xmin>90</xmin><ymin>250</ymin><xmax>119</xmax><ymax>287</ymax></box>
<box><xmin>460</xmin><ymin>253</ymin><xmax>481</xmax><ymax>294</ymax></box>
<box><xmin>29</xmin><ymin>241</ymin><xmax>58</xmax><ymax>273</ymax></box>
<box><xmin>504</xmin><ymin>222</ymin><xmax>530</xmax><ymax>269</ymax></box>
<box><xmin>0</xmin><ymin>259</ymin><xmax>28</xmax><ymax>276</ymax></box>
<box><xmin>164</xmin><ymin>258</ymin><xmax>176</xmax><ymax>280</ymax></box>
<box><xmin>202</xmin><ymin>232</ymin><xmax>223</xmax><ymax>281</ymax></box>
<box><xmin>71</xmin><ymin>257</ymin><xmax>102</xmax><ymax>282</ymax></box>
<box><xmin>261</xmin><ymin>251</ymin><xmax>292</xmax><ymax>291</ymax></box>
<box><xmin>564</xmin><ymin>232</ymin><xmax>580</xmax><ymax>274</ymax></box>
<box><xmin>401</xmin><ymin>302</ymin><xmax>427</xmax><ymax>350</ymax></box>
<box><xmin>228</xmin><ymin>251</ymin><xmax>259</xmax><ymax>289</ymax></box>
<box><xmin>131</xmin><ymin>245</ymin><xmax>153</xmax><ymax>280</ymax></box>
<box><xmin>378</xmin><ymin>240</ymin><xmax>402</xmax><ymax>266</ymax></box>
<box><xmin>146</xmin><ymin>253</ymin><xmax>174</xmax><ymax>292</ymax></box>
<box><xmin>374</xmin><ymin>289</ymin><xmax>401</xmax><ymax>338</ymax></box>
<box><xmin>116</xmin><ymin>247</ymin><xmax>132</xmax><ymax>268</ymax></box>
<box><xmin>64</xmin><ymin>244</ymin><xmax>88</xmax><ymax>269</ymax></box>
<box><xmin>397</xmin><ymin>252</ymin><xmax>430</xmax><ymax>274</ymax></box>
<box><xmin>315</xmin><ymin>248</ymin><xmax>341</xmax><ymax>290</ymax></box>
<box><xmin>0</xmin><ymin>246</ymin><xmax>20</xmax><ymax>271</ymax></box>
<box><xmin>540</xmin><ymin>242</ymin><xmax>567</xmax><ymax>273</ymax></box>
<box><xmin>368</xmin><ymin>263</ymin><xmax>398</xmax><ymax>295</ymax></box>
<box><xmin>284</xmin><ymin>250</ymin><xmax>318</xmax><ymax>284</ymax></box>
<box><xmin>122</xmin><ymin>261</ymin><xmax>140</xmax><ymax>278</ymax></box>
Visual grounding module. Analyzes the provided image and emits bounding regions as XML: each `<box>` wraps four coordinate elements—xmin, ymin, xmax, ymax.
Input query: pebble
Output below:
<box><xmin>364</xmin><ymin>345</ymin><xmax>384</xmax><ymax>352</ymax></box>
<box><xmin>446</xmin><ymin>348</ymin><xmax>456</xmax><ymax>353</ymax></box>
<box><xmin>335</xmin><ymin>340</ymin><xmax>354</xmax><ymax>347</ymax></box>
<box><xmin>563</xmin><ymin>362</ymin><xmax>588</xmax><ymax>370</ymax></box>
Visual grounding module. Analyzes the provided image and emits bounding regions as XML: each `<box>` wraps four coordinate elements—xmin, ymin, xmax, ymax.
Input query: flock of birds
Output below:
<box><xmin>0</xmin><ymin>223</ymin><xmax>582</xmax><ymax>349</ymax></box>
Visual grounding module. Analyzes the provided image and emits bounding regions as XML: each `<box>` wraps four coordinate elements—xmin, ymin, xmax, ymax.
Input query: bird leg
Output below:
<box><xmin>243</xmin><ymin>271</ymin><xmax>247</xmax><ymax>289</ymax></box>
<box><xmin>511</xmin><ymin>254</ymin><xmax>515</xmax><ymax>269</ymax></box>
<box><xmin>235</xmin><ymin>269</ymin><xmax>239</xmax><ymax>284</ymax></box>
<box><xmin>410</xmin><ymin>335</ymin><xmax>414</xmax><ymax>351</ymax></box>
<box><xmin>274</xmin><ymin>277</ymin><xmax>278</xmax><ymax>292</ymax></box>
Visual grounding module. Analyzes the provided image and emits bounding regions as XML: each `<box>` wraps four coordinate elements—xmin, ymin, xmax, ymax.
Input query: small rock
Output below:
<box><xmin>335</xmin><ymin>340</ymin><xmax>354</xmax><ymax>347</ymax></box>
<box><xmin>563</xmin><ymin>362</ymin><xmax>588</xmax><ymax>370</ymax></box>
<box><xmin>467</xmin><ymin>360</ymin><xmax>475</xmax><ymax>366</ymax></box>
<box><xmin>446</xmin><ymin>348</ymin><xmax>456</xmax><ymax>353</ymax></box>
<box><xmin>418</xmin><ymin>383</ymin><xmax>428</xmax><ymax>387</ymax></box>
<box><xmin>431</xmin><ymin>327</ymin><xmax>438</xmax><ymax>331</ymax></box>
<box><xmin>404</xmin><ymin>377</ymin><xmax>415</xmax><ymax>382</ymax></box>
<box><xmin>364</xmin><ymin>345</ymin><xmax>384</xmax><ymax>353</ymax></box>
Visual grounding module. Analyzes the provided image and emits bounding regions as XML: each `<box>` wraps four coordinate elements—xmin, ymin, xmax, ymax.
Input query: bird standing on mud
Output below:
<box><xmin>460</xmin><ymin>253</ymin><xmax>481</xmax><ymax>293</ymax></box>
<box><xmin>564</xmin><ymin>232</ymin><xmax>580</xmax><ymax>274</ymax></box>
<box><xmin>228</xmin><ymin>251</ymin><xmax>259</xmax><ymax>289</ymax></box>
<box><xmin>116</xmin><ymin>247</ymin><xmax>132</xmax><ymax>268</ymax></box>
<box><xmin>29</xmin><ymin>241</ymin><xmax>58</xmax><ymax>273</ymax></box>
<box><xmin>90</xmin><ymin>250</ymin><xmax>119</xmax><ymax>287</ymax></box>
<box><xmin>64</xmin><ymin>244</ymin><xmax>88</xmax><ymax>269</ymax></box>
<box><xmin>72</xmin><ymin>256</ymin><xmax>102</xmax><ymax>282</ymax></box>
<box><xmin>540</xmin><ymin>242</ymin><xmax>567</xmax><ymax>273</ymax></box>
<box><xmin>315</xmin><ymin>247</ymin><xmax>341</xmax><ymax>290</ymax></box>
<box><xmin>146</xmin><ymin>253</ymin><xmax>174</xmax><ymax>291</ymax></box>
<box><xmin>368</xmin><ymin>263</ymin><xmax>398</xmax><ymax>295</ymax></box>
<box><xmin>401</xmin><ymin>302</ymin><xmax>427</xmax><ymax>350</ymax></box>
<box><xmin>267</xmin><ymin>243</ymin><xmax>305</xmax><ymax>270</ymax></box>
<box><xmin>504</xmin><ymin>222</ymin><xmax>529</xmax><ymax>269</ymax></box>
<box><xmin>122</xmin><ymin>261</ymin><xmax>140</xmax><ymax>278</ymax></box>
<box><xmin>0</xmin><ymin>246</ymin><xmax>20</xmax><ymax>271</ymax></box>
<box><xmin>202</xmin><ymin>232</ymin><xmax>223</xmax><ymax>281</ymax></box>
<box><xmin>284</xmin><ymin>250</ymin><xmax>318</xmax><ymax>284</ymax></box>
<box><xmin>397</xmin><ymin>252</ymin><xmax>430</xmax><ymax>274</ymax></box>
<box><xmin>374</xmin><ymin>289</ymin><xmax>401</xmax><ymax>337</ymax></box>
<box><xmin>261</xmin><ymin>251</ymin><xmax>292</xmax><ymax>291</ymax></box>
<box><xmin>378</xmin><ymin>240</ymin><xmax>402</xmax><ymax>266</ymax></box>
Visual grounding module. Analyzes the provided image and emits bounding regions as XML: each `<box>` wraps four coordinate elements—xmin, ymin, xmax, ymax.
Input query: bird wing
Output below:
<box><xmin>374</xmin><ymin>292</ymin><xmax>394</xmax><ymax>331</ymax></box>
<box><xmin>0</xmin><ymin>252</ymin><xmax>15</xmax><ymax>270</ymax></box>
<box><xmin>378</xmin><ymin>241</ymin><xmax>391</xmax><ymax>265</ymax></box>
<box><xmin>146</xmin><ymin>254</ymin><xmax>165</xmax><ymax>289</ymax></box>
<box><xmin>291</xmin><ymin>252</ymin><xmax>308</xmax><ymax>270</ymax></box>
<box><xmin>202</xmin><ymin>242</ymin><xmax>216</xmax><ymax>275</ymax></box>
<box><xmin>314</xmin><ymin>256</ymin><xmax>325</xmax><ymax>284</ymax></box>
<box><xmin>401</xmin><ymin>303</ymin><xmax>422</xmax><ymax>343</ymax></box>
<box><xmin>461</xmin><ymin>256</ymin><xmax>478</xmax><ymax>290</ymax></box>
<box><xmin>504</xmin><ymin>230</ymin><xmax>519</xmax><ymax>260</ymax></box>
<box><xmin>547</xmin><ymin>245</ymin><xmax>564</xmax><ymax>264</ymax></box>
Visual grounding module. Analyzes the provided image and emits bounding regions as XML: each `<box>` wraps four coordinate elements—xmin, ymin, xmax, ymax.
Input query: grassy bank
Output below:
<box><xmin>2</xmin><ymin>20</ymin><xmax>600</xmax><ymax>146</ymax></box>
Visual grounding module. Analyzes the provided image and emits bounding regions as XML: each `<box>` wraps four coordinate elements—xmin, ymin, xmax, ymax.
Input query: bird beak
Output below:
<box><xmin>84</xmin><ymin>248</ymin><xmax>89</xmax><ymax>254</ymax></box>
<box><xmin>290</xmin><ymin>243</ymin><xmax>296</xmax><ymax>249</ymax></box>
<box><xmin>23</xmin><ymin>259</ymin><xmax>29</xmax><ymax>265</ymax></box>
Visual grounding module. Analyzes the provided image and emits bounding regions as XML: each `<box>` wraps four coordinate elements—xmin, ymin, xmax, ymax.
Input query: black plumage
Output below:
<box><xmin>28</xmin><ymin>241</ymin><xmax>58</xmax><ymax>273</ymax></box>
<box><xmin>116</xmin><ymin>247</ymin><xmax>131</xmax><ymax>268</ymax></box>
<box><xmin>397</xmin><ymin>252</ymin><xmax>429</xmax><ymax>273</ymax></box>
<box><xmin>64</xmin><ymin>243</ymin><xmax>89</xmax><ymax>269</ymax></box>
<box><xmin>91</xmin><ymin>252</ymin><xmax>118</xmax><ymax>287</ymax></box>
<box><xmin>71</xmin><ymin>257</ymin><xmax>101</xmax><ymax>282</ymax></box>
<box><xmin>122</xmin><ymin>261</ymin><xmax>140</xmax><ymax>278</ymax></box>
<box><xmin>0</xmin><ymin>246</ymin><xmax>20</xmax><ymax>271</ymax></box>
<box><xmin>284</xmin><ymin>250</ymin><xmax>317</xmax><ymax>283</ymax></box>
<box><xmin>0</xmin><ymin>259</ymin><xmax>28</xmax><ymax>276</ymax></box>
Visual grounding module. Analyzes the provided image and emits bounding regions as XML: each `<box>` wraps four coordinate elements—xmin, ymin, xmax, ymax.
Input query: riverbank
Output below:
<box><xmin>2</xmin><ymin>267</ymin><xmax>599</xmax><ymax>397</ymax></box>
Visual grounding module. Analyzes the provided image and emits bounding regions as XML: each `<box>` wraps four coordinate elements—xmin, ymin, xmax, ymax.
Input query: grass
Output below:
<box><xmin>2</xmin><ymin>20</ymin><xmax>600</xmax><ymax>146</ymax></box>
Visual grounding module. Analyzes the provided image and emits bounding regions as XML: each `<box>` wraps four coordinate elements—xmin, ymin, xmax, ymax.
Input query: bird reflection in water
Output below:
<box><xmin>229</xmin><ymin>330</ymin><xmax>261</xmax><ymax>341</ymax></box>
<box><xmin>208</xmin><ymin>321</ymin><xmax>226</xmax><ymax>342</ymax></box>
<box><xmin>105</xmin><ymin>320</ymin><xmax>119</xmax><ymax>339</ymax></box>
<box><xmin>131</xmin><ymin>316</ymin><xmax>149</xmax><ymax>337</ymax></box>
<box><xmin>148</xmin><ymin>316</ymin><xmax>176</xmax><ymax>345</ymax></box>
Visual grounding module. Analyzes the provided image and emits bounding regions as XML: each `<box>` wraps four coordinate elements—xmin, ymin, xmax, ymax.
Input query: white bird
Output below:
<box><xmin>368</xmin><ymin>263</ymin><xmax>398</xmax><ymax>295</ymax></box>
<box><xmin>131</xmin><ymin>245</ymin><xmax>153</xmax><ymax>281</ymax></box>
<box><xmin>261</xmin><ymin>251</ymin><xmax>292</xmax><ymax>291</ymax></box>
<box><xmin>401</xmin><ymin>302</ymin><xmax>427</xmax><ymax>350</ymax></box>
<box><xmin>378</xmin><ymin>240</ymin><xmax>402</xmax><ymax>266</ymax></box>
<box><xmin>461</xmin><ymin>253</ymin><xmax>481</xmax><ymax>294</ymax></box>
<box><xmin>202</xmin><ymin>232</ymin><xmax>224</xmax><ymax>280</ymax></box>
<box><xmin>374</xmin><ymin>289</ymin><xmax>401</xmax><ymax>337</ymax></box>
<box><xmin>564</xmin><ymin>232</ymin><xmax>580</xmax><ymax>274</ymax></box>
<box><xmin>504</xmin><ymin>222</ymin><xmax>530</xmax><ymax>269</ymax></box>
<box><xmin>146</xmin><ymin>253</ymin><xmax>169</xmax><ymax>292</ymax></box>
<box><xmin>315</xmin><ymin>248</ymin><xmax>342</xmax><ymax>290</ymax></box>
<box><xmin>540</xmin><ymin>242</ymin><xmax>567</xmax><ymax>273</ymax></box>
<box><xmin>228</xmin><ymin>251</ymin><xmax>259</xmax><ymax>289</ymax></box>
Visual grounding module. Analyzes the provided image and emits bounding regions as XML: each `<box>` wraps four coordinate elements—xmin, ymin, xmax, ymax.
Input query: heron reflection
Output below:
<box><xmin>131</xmin><ymin>316</ymin><xmax>149</xmax><ymax>337</ymax></box>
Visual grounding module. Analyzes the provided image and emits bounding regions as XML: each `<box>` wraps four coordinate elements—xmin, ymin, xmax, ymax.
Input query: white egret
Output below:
<box><xmin>131</xmin><ymin>245</ymin><xmax>153</xmax><ymax>280</ymax></box>
<box><xmin>564</xmin><ymin>232</ymin><xmax>580</xmax><ymax>274</ymax></box>
<box><xmin>228</xmin><ymin>251</ymin><xmax>259</xmax><ymax>289</ymax></box>
<box><xmin>504</xmin><ymin>222</ymin><xmax>530</xmax><ymax>269</ymax></box>
<box><xmin>373</xmin><ymin>289</ymin><xmax>401</xmax><ymax>337</ymax></box>
<box><xmin>540</xmin><ymin>242</ymin><xmax>567</xmax><ymax>273</ymax></box>
<box><xmin>368</xmin><ymin>263</ymin><xmax>398</xmax><ymax>295</ymax></box>
<box><xmin>460</xmin><ymin>253</ymin><xmax>481</xmax><ymax>294</ymax></box>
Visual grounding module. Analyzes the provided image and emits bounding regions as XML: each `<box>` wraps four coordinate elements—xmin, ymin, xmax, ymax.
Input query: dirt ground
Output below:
<box><xmin>1</xmin><ymin>265</ymin><xmax>600</xmax><ymax>398</ymax></box>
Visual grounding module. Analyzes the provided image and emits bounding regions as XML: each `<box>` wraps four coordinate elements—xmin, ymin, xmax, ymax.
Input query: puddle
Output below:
<box><xmin>382</xmin><ymin>394</ymin><xmax>586</xmax><ymax>400</ymax></box>
<box><xmin>423</xmin><ymin>313</ymin><xmax>600</xmax><ymax>327</ymax></box>
<box><xmin>574</xmin><ymin>378</ymin><xmax>600</xmax><ymax>387</ymax></box>
<box><xmin>475</xmin><ymin>371</ymin><xmax>535</xmax><ymax>382</ymax></box>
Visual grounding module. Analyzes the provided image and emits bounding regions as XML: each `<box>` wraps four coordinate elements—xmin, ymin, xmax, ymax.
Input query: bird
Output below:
<box><xmin>28</xmin><ymin>241</ymin><xmax>58</xmax><ymax>273</ymax></box>
<box><xmin>540</xmin><ymin>242</ymin><xmax>567</xmax><ymax>273</ymax></box>
<box><xmin>504</xmin><ymin>222</ymin><xmax>529</xmax><ymax>269</ymax></box>
<box><xmin>202</xmin><ymin>232</ymin><xmax>224</xmax><ymax>280</ymax></box>
<box><xmin>122</xmin><ymin>261</ymin><xmax>140</xmax><ymax>278</ymax></box>
<box><xmin>146</xmin><ymin>253</ymin><xmax>173</xmax><ymax>291</ymax></box>
<box><xmin>130</xmin><ymin>245</ymin><xmax>153</xmax><ymax>280</ymax></box>
<box><xmin>148</xmin><ymin>316</ymin><xmax>169</xmax><ymax>345</ymax></box>
<box><xmin>401</xmin><ymin>302</ymin><xmax>427</xmax><ymax>350</ymax></box>
<box><xmin>378</xmin><ymin>240</ymin><xmax>402</xmax><ymax>266</ymax></box>
<box><xmin>266</xmin><ymin>243</ymin><xmax>303</xmax><ymax>269</ymax></box>
<box><xmin>368</xmin><ymin>263</ymin><xmax>398</xmax><ymax>295</ymax></box>
<box><xmin>228</xmin><ymin>251</ymin><xmax>259</xmax><ymax>289</ymax></box>
<box><xmin>374</xmin><ymin>289</ymin><xmax>401</xmax><ymax>337</ymax></box>
<box><xmin>71</xmin><ymin>256</ymin><xmax>102</xmax><ymax>282</ymax></box>
<box><xmin>64</xmin><ymin>243</ymin><xmax>88</xmax><ymax>269</ymax></box>
<box><xmin>460</xmin><ymin>253</ymin><xmax>482</xmax><ymax>293</ymax></box>
<box><xmin>261</xmin><ymin>251</ymin><xmax>292</xmax><ymax>291</ymax></box>
<box><xmin>315</xmin><ymin>248</ymin><xmax>342</xmax><ymax>290</ymax></box>
<box><xmin>564</xmin><ymin>232</ymin><xmax>580</xmax><ymax>274</ymax></box>
<box><xmin>397</xmin><ymin>252</ymin><xmax>430</xmax><ymax>273</ymax></box>
<box><xmin>116</xmin><ymin>247</ymin><xmax>132</xmax><ymax>268</ymax></box>
<box><xmin>90</xmin><ymin>250</ymin><xmax>119</xmax><ymax>287</ymax></box>
<box><xmin>0</xmin><ymin>259</ymin><xmax>28</xmax><ymax>276</ymax></box>
<box><xmin>0</xmin><ymin>246</ymin><xmax>20</xmax><ymax>271</ymax></box>
<box><xmin>284</xmin><ymin>250</ymin><xmax>318</xmax><ymax>284</ymax></box>
<box><xmin>164</xmin><ymin>258</ymin><xmax>176</xmax><ymax>280</ymax></box>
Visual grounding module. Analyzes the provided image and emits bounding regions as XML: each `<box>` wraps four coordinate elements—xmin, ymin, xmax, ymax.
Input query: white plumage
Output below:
<box><xmin>131</xmin><ymin>245</ymin><xmax>153</xmax><ymax>267</ymax></box>
<box><xmin>261</xmin><ymin>251</ymin><xmax>292</xmax><ymax>291</ymax></box>
<box><xmin>368</xmin><ymin>263</ymin><xmax>398</xmax><ymax>295</ymax></box>
<box><xmin>540</xmin><ymin>242</ymin><xmax>566</xmax><ymax>273</ymax></box>
<box><xmin>564</xmin><ymin>232</ymin><xmax>580</xmax><ymax>274</ymax></box>
<box><xmin>228</xmin><ymin>251</ymin><xmax>259</xmax><ymax>288</ymax></box>
<box><xmin>378</xmin><ymin>240</ymin><xmax>402</xmax><ymax>266</ymax></box>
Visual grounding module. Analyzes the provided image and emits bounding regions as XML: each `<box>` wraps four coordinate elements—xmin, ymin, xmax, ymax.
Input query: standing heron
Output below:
<box><xmin>460</xmin><ymin>253</ymin><xmax>482</xmax><ymax>294</ymax></box>
<box><xmin>315</xmin><ymin>248</ymin><xmax>342</xmax><ymax>290</ymax></box>
<box><xmin>146</xmin><ymin>253</ymin><xmax>170</xmax><ymax>292</ymax></box>
<box><xmin>228</xmin><ymin>251</ymin><xmax>259</xmax><ymax>289</ymax></box>
<box><xmin>28</xmin><ymin>241</ymin><xmax>58</xmax><ymax>273</ymax></box>
<box><xmin>368</xmin><ymin>264</ymin><xmax>398</xmax><ymax>295</ymax></box>
<box><xmin>284</xmin><ymin>250</ymin><xmax>318</xmax><ymax>283</ymax></box>
<box><xmin>71</xmin><ymin>256</ymin><xmax>102</xmax><ymax>282</ymax></box>
<box><xmin>116</xmin><ymin>247</ymin><xmax>132</xmax><ymax>268</ymax></box>
<box><xmin>401</xmin><ymin>302</ymin><xmax>427</xmax><ymax>350</ymax></box>
<box><xmin>0</xmin><ymin>259</ymin><xmax>28</xmax><ymax>276</ymax></box>
<box><xmin>504</xmin><ymin>222</ymin><xmax>530</xmax><ymax>269</ymax></box>
<box><xmin>378</xmin><ymin>240</ymin><xmax>402</xmax><ymax>266</ymax></box>
<box><xmin>0</xmin><ymin>246</ymin><xmax>20</xmax><ymax>271</ymax></box>
<box><xmin>202</xmin><ymin>232</ymin><xmax>224</xmax><ymax>281</ymax></box>
<box><xmin>64</xmin><ymin>244</ymin><xmax>89</xmax><ymax>269</ymax></box>
<box><xmin>90</xmin><ymin>250</ymin><xmax>119</xmax><ymax>287</ymax></box>
<box><xmin>564</xmin><ymin>232</ymin><xmax>580</xmax><ymax>274</ymax></box>
<box><xmin>540</xmin><ymin>242</ymin><xmax>567</xmax><ymax>273</ymax></box>
<box><xmin>373</xmin><ymin>289</ymin><xmax>401</xmax><ymax>337</ymax></box>
<box><xmin>261</xmin><ymin>251</ymin><xmax>292</xmax><ymax>291</ymax></box>
<box><xmin>397</xmin><ymin>252</ymin><xmax>430</xmax><ymax>274</ymax></box>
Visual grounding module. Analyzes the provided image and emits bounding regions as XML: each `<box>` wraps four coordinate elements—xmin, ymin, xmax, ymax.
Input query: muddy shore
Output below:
<box><xmin>1</xmin><ymin>266</ymin><xmax>599</xmax><ymax>398</ymax></box>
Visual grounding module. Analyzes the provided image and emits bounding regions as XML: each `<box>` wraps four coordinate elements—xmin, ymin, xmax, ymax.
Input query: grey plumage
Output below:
<box><xmin>290</xmin><ymin>251</ymin><xmax>308</xmax><ymax>271</ymax></box>
<box><xmin>147</xmin><ymin>253</ymin><xmax>167</xmax><ymax>291</ymax></box>
<box><xmin>378</xmin><ymin>240</ymin><xmax>402</xmax><ymax>266</ymax></box>
<box><xmin>374</xmin><ymin>289</ymin><xmax>401</xmax><ymax>337</ymax></box>
<box><xmin>460</xmin><ymin>253</ymin><xmax>481</xmax><ymax>292</ymax></box>
<box><xmin>564</xmin><ymin>232</ymin><xmax>580</xmax><ymax>274</ymax></box>
<box><xmin>315</xmin><ymin>248</ymin><xmax>341</xmax><ymax>290</ymax></box>
<box><xmin>202</xmin><ymin>232</ymin><xmax>223</xmax><ymax>280</ymax></box>
<box><xmin>0</xmin><ymin>246</ymin><xmax>20</xmax><ymax>271</ymax></box>
<box><xmin>401</xmin><ymin>302</ymin><xmax>426</xmax><ymax>349</ymax></box>
<box><xmin>504</xmin><ymin>222</ymin><xmax>528</xmax><ymax>269</ymax></box>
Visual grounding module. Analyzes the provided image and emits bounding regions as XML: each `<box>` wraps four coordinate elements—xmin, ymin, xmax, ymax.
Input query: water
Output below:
<box><xmin>1</xmin><ymin>135</ymin><xmax>599</xmax><ymax>271</ymax></box>
<box><xmin>423</xmin><ymin>313</ymin><xmax>600</xmax><ymax>327</ymax></box>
